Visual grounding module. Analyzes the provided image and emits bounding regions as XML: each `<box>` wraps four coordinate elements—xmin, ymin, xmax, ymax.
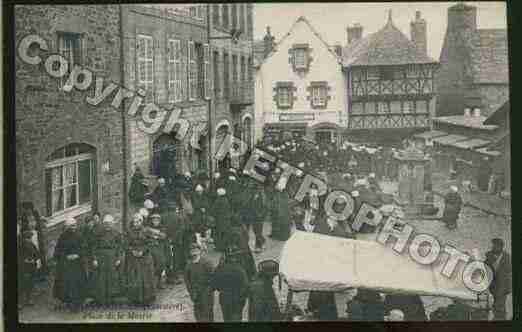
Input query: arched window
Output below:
<box><xmin>45</xmin><ymin>143</ymin><xmax>96</xmax><ymax>217</ymax></box>
<box><xmin>152</xmin><ymin>134</ymin><xmax>179</xmax><ymax>179</ymax></box>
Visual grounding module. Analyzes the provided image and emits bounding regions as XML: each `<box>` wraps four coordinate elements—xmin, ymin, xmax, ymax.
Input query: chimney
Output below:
<box><xmin>410</xmin><ymin>10</ymin><xmax>427</xmax><ymax>56</ymax></box>
<box><xmin>473</xmin><ymin>107</ymin><xmax>481</xmax><ymax>117</ymax></box>
<box><xmin>464</xmin><ymin>107</ymin><xmax>471</xmax><ymax>117</ymax></box>
<box><xmin>447</xmin><ymin>2</ymin><xmax>477</xmax><ymax>33</ymax></box>
<box><xmin>263</xmin><ymin>26</ymin><xmax>275</xmax><ymax>58</ymax></box>
<box><xmin>346</xmin><ymin>23</ymin><xmax>363</xmax><ymax>45</ymax></box>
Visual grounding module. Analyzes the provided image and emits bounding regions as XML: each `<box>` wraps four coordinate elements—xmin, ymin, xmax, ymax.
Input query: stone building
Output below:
<box><xmin>436</xmin><ymin>2</ymin><xmax>509</xmax><ymax>117</ymax></box>
<box><xmin>121</xmin><ymin>4</ymin><xmax>254</xmax><ymax>177</ymax></box>
<box><xmin>15</xmin><ymin>5</ymin><xmax>124</xmax><ymax>258</ymax></box>
<box><xmin>342</xmin><ymin>11</ymin><xmax>438</xmax><ymax>145</ymax></box>
<box><xmin>208</xmin><ymin>3</ymin><xmax>255</xmax><ymax>170</ymax></box>
<box><xmin>254</xmin><ymin>16</ymin><xmax>349</xmax><ymax>145</ymax></box>
<box><xmin>121</xmin><ymin>4</ymin><xmax>211</xmax><ymax>180</ymax></box>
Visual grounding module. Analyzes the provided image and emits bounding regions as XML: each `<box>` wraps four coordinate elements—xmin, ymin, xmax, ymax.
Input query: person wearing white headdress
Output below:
<box><xmin>144</xmin><ymin>199</ymin><xmax>154</xmax><ymax>210</ymax></box>
<box><xmin>53</xmin><ymin>217</ymin><xmax>85</xmax><ymax>307</ymax></box>
<box><xmin>90</xmin><ymin>214</ymin><xmax>124</xmax><ymax>305</ymax></box>
<box><xmin>126</xmin><ymin>212</ymin><xmax>156</xmax><ymax>304</ymax></box>
<box><xmin>441</xmin><ymin>185</ymin><xmax>463</xmax><ymax>230</ymax></box>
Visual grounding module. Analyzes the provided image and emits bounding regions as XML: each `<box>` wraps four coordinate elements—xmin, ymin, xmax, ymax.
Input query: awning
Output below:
<box><xmin>452</xmin><ymin>138</ymin><xmax>491</xmax><ymax>150</ymax></box>
<box><xmin>279</xmin><ymin>231</ymin><xmax>477</xmax><ymax>300</ymax></box>
<box><xmin>432</xmin><ymin>134</ymin><xmax>468</xmax><ymax>146</ymax></box>
<box><xmin>190</xmin><ymin>122</ymin><xmax>208</xmax><ymax>150</ymax></box>
<box><xmin>475</xmin><ymin>147</ymin><xmax>501</xmax><ymax>157</ymax></box>
<box><xmin>413</xmin><ymin>130</ymin><xmax>448</xmax><ymax>140</ymax></box>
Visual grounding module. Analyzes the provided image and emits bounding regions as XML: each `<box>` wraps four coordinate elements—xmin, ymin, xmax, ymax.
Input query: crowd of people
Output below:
<box><xmin>17</xmin><ymin>136</ymin><xmax>511</xmax><ymax>321</ymax></box>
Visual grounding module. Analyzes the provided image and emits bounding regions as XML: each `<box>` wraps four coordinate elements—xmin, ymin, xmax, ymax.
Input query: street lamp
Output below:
<box><xmin>206</xmin><ymin>4</ymin><xmax>243</xmax><ymax>185</ymax></box>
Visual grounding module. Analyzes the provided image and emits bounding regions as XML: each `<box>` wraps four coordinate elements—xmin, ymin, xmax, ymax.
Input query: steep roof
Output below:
<box><xmin>432</xmin><ymin>115</ymin><xmax>497</xmax><ymax>130</ymax></box>
<box><xmin>468</xmin><ymin>29</ymin><xmax>509</xmax><ymax>84</ymax></box>
<box><xmin>342</xmin><ymin>15</ymin><xmax>437</xmax><ymax>67</ymax></box>
<box><xmin>260</xmin><ymin>16</ymin><xmax>341</xmax><ymax>67</ymax></box>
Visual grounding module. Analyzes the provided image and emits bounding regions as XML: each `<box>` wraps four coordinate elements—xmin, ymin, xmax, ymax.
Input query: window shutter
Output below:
<box><xmin>203</xmin><ymin>43</ymin><xmax>210</xmax><ymax>100</ymax></box>
<box><xmin>188</xmin><ymin>40</ymin><xmax>193</xmax><ymax>101</ymax></box>
<box><xmin>181</xmin><ymin>40</ymin><xmax>188</xmax><ymax>101</ymax></box>
<box><xmin>45</xmin><ymin>168</ymin><xmax>53</xmax><ymax>216</ymax></box>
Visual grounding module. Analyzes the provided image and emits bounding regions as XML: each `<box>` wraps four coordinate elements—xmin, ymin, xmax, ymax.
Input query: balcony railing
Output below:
<box><xmin>230</xmin><ymin>81</ymin><xmax>254</xmax><ymax>105</ymax></box>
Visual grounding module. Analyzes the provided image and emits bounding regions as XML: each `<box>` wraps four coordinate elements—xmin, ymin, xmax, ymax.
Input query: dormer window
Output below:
<box><xmin>289</xmin><ymin>44</ymin><xmax>312</xmax><ymax>73</ymax></box>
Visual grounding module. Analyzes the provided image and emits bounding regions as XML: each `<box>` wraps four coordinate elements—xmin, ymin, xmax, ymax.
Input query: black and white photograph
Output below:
<box><xmin>11</xmin><ymin>1</ymin><xmax>512</xmax><ymax>323</ymax></box>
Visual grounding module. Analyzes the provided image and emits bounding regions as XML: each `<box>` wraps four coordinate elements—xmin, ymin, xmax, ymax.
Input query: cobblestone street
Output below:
<box><xmin>20</xmin><ymin>177</ymin><xmax>511</xmax><ymax>323</ymax></box>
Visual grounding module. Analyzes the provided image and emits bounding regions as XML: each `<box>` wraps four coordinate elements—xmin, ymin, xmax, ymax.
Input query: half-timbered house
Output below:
<box><xmin>342</xmin><ymin>11</ymin><xmax>438</xmax><ymax>144</ymax></box>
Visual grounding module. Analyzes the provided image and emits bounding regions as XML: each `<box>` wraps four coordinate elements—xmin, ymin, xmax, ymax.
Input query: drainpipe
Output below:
<box><xmin>206</xmin><ymin>4</ymin><xmax>213</xmax><ymax>186</ymax></box>
<box><xmin>119</xmin><ymin>5</ymin><xmax>129</xmax><ymax>232</ymax></box>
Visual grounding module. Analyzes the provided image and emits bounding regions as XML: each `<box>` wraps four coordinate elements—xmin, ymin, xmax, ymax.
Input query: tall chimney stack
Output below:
<box><xmin>447</xmin><ymin>2</ymin><xmax>477</xmax><ymax>33</ymax></box>
<box><xmin>410</xmin><ymin>10</ymin><xmax>427</xmax><ymax>56</ymax></box>
<box><xmin>346</xmin><ymin>23</ymin><xmax>363</xmax><ymax>45</ymax></box>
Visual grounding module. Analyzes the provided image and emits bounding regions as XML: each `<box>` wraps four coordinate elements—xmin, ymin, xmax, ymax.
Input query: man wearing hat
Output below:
<box><xmin>485</xmin><ymin>238</ymin><xmax>512</xmax><ymax>320</ymax></box>
<box><xmin>212</xmin><ymin>245</ymin><xmax>250</xmax><ymax>321</ymax></box>
<box><xmin>18</xmin><ymin>229</ymin><xmax>41</xmax><ymax>308</ymax></box>
<box><xmin>151</xmin><ymin>178</ymin><xmax>170</xmax><ymax>213</ymax></box>
<box><xmin>248</xmin><ymin>260</ymin><xmax>281</xmax><ymax>321</ymax></box>
<box><xmin>441</xmin><ymin>185</ymin><xmax>463</xmax><ymax>230</ymax></box>
<box><xmin>128</xmin><ymin>166</ymin><xmax>149</xmax><ymax>207</ymax></box>
<box><xmin>184</xmin><ymin>243</ymin><xmax>215</xmax><ymax>322</ymax></box>
<box><xmin>242</xmin><ymin>179</ymin><xmax>267</xmax><ymax>252</ymax></box>
<box><xmin>191</xmin><ymin>184</ymin><xmax>212</xmax><ymax>242</ymax></box>
<box><xmin>53</xmin><ymin>218</ymin><xmax>87</xmax><ymax>309</ymax></box>
<box><xmin>90</xmin><ymin>215</ymin><xmax>125</xmax><ymax>305</ymax></box>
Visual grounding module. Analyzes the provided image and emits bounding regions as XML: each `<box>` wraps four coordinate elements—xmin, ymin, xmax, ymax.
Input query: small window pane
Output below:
<box><xmin>64</xmin><ymin>163</ymin><xmax>77</xmax><ymax>185</ymax></box>
<box><xmin>65</xmin><ymin>144</ymin><xmax>78</xmax><ymax>157</ymax></box>
<box><xmin>65</xmin><ymin>186</ymin><xmax>77</xmax><ymax>208</ymax></box>
<box><xmin>52</xmin><ymin>190</ymin><xmax>63</xmax><ymax>214</ymax></box>
<box><xmin>51</xmin><ymin>167</ymin><xmax>62</xmax><ymax>189</ymax></box>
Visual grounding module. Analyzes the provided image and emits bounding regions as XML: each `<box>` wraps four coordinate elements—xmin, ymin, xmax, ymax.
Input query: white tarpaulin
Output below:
<box><xmin>279</xmin><ymin>231</ymin><xmax>478</xmax><ymax>300</ymax></box>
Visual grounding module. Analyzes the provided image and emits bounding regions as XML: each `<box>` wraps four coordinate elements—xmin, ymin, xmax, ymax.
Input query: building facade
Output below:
<box><xmin>342</xmin><ymin>11</ymin><xmax>438</xmax><ymax>145</ymax></box>
<box><xmin>122</xmin><ymin>4</ymin><xmax>255</xmax><ymax>176</ymax></box>
<box><xmin>15</xmin><ymin>5</ymin><xmax>124</xmax><ymax>258</ymax></box>
<box><xmin>208</xmin><ymin>3</ymin><xmax>255</xmax><ymax>170</ymax></box>
<box><xmin>436</xmin><ymin>2</ymin><xmax>509</xmax><ymax>117</ymax></box>
<box><xmin>254</xmin><ymin>17</ymin><xmax>348</xmax><ymax>145</ymax></box>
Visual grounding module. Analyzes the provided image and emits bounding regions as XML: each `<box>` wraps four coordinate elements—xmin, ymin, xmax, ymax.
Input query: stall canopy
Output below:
<box><xmin>452</xmin><ymin>139</ymin><xmax>490</xmax><ymax>150</ymax></box>
<box><xmin>413</xmin><ymin>130</ymin><xmax>448</xmax><ymax>140</ymax></box>
<box><xmin>279</xmin><ymin>231</ymin><xmax>478</xmax><ymax>300</ymax></box>
<box><xmin>432</xmin><ymin>134</ymin><xmax>468</xmax><ymax>146</ymax></box>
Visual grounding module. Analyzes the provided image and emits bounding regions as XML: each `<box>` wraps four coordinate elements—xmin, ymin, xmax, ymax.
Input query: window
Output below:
<box><xmin>168</xmin><ymin>39</ymin><xmax>182</xmax><ymax>102</ymax></box>
<box><xmin>240</xmin><ymin>56</ymin><xmax>246</xmax><ymax>82</ymax></box>
<box><xmin>223</xmin><ymin>53</ymin><xmax>230</xmax><ymax>98</ymax></box>
<box><xmin>58</xmin><ymin>32</ymin><xmax>83</xmax><ymax>88</ymax></box>
<box><xmin>58</xmin><ymin>32</ymin><xmax>82</xmax><ymax>68</ymax></box>
<box><xmin>203</xmin><ymin>44</ymin><xmax>211</xmax><ymax>99</ymax></box>
<box><xmin>213</xmin><ymin>51</ymin><xmax>220</xmax><ymax>97</ymax></box>
<box><xmin>212</xmin><ymin>4</ymin><xmax>220</xmax><ymax>27</ymax></box>
<box><xmin>380</xmin><ymin>67</ymin><xmax>395</xmax><ymax>81</ymax></box>
<box><xmin>222</xmin><ymin>4</ymin><xmax>229</xmax><ymax>29</ymax></box>
<box><xmin>137</xmin><ymin>35</ymin><xmax>154</xmax><ymax>102</ymax></box>
<box><xmin>196</xmin><ymin>43</ymin><xmax>204</xmax><ymax>99</ymax></box>
<box><xmin>275</xmin><ymin>82</ymin><xmax>295</xmax><ymax>109</ymax></box>
<box><xmin>294</xmin><ymin>48</ymin><xmax>307</xmax><ymax>69</ymax></box>
<box><xmin>231</xmin><ymin>4</ymin><xmax>238</xmax><ymax>30</ymax></box>
<box><xmin>45</xmin><ymin>143</ymin><xmax>95</xmax><ymax>217</ymax></box>
<box><xmin>239</xmin><ymin>4</ymin><xmax>245</xmax><ymax>33</ymax></box>
<box><xmin>188</xmin><ymin>40</ymin><xmax>197</xmax><ymax>100</ymax></box>
<box><xmin>246</xmin><ymin>5</ymin><xmax>253</xmax><ymax>37</ymax></box>
<box><xmin>196</xmin><ymin>6</ymin><xmax>204</xmax><ymax>20</ymax></box>
<box><xmin>189</xmin><ymin>6</ymin><xmax>197</xmax><ymax>18</ymax></box>
<box><xmin>406</xmin><ymin>65</ymin><xmax>417</xmax><ymax>78</ymax></box>
<box><xmin>232</xmin><ymin>54</ymin><xmax>238</xmax><ymax>83</ymax></box>
<box><xmin>247</xmin><ymin>57</ymin><xmax>253</xmax><ymax>82</ymax></box>
<box><xmin>367</xmin><ymin>68</ymin><xmax>379</xmax><ymax>80</ymax></box>
<box><xmin>311</xmin><ymin>85</ymin><xmax>327</xmax><ymax>107</ymax></box>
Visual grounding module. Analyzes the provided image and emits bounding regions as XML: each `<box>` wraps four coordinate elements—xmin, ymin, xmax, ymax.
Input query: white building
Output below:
<box><xmin>254</xmin><ymin>16</ymin><xmax>348</xmax><ymax>145</ymax></box>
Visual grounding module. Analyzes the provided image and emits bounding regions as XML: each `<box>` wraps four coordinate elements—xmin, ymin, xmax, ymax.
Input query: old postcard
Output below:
<box><xmin>13</xmin><ymin>2</ymin><xmax>511</xmax><ymax>323</ymax></box>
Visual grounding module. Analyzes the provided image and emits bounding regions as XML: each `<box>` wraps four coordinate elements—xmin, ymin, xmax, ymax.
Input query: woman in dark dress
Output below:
<box><xmin>90</xmin><ymin>215</ymin><xmax>125</xmax><ymax>305</ymax></box>
<box><xmin>145</xmin><ymin>213</ymin><xmax>169</xmax><ymax>290</ymax></box>
<box><xmin>125</xmin><ymin>213</ymin><xmax>156</xmax><ymax>305</ymax></box>
<box><xmin>53</xmin><ymin>218</ymin><xmax>87</xmax><ymax>309</ymax></box>
<box><xmin>442</xmin><ymin>185</ymin><xmax>463</xmax><ymax>230</ymax></box>
<box><xmin>271</xmin><ymin>184</ymin><xmax>291</xmax><ymax>241</ymax></box>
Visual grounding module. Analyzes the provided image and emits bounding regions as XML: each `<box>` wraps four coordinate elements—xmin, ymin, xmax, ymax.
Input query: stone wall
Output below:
<box><xmin>15</xmin><ymin>5</ymin><xmax>124</xmax><ymax>258</ymax></box>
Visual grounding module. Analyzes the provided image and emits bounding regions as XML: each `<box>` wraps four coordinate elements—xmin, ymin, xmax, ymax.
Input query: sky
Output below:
<box><xmin>253</xmin><ymin>2</ymin><xmax>507</xmax><ymax>60</ymax></box>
